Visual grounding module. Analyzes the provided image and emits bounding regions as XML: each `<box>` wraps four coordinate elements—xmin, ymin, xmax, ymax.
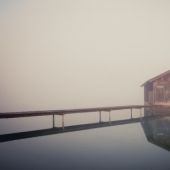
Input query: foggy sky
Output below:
<box><xmin>0</xmin><ymin>0</ymin><xmax>170</xmax><ymax>112</ymax></box>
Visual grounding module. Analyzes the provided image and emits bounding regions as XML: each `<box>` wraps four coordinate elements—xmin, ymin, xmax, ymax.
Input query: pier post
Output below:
<box><xmin>131</xmin><ymin>109</ymin><xmax>132</xmax><ymax>119</ymax></box>
<box><xmin>140</xmin><ymin>108</ymin><xmax>142</xmax><ymax>120</ymax></box>
<box><xmin>53</xmin><ymin>114</ymin><xmax>55</xmax><ymax>128</ymax></box>
<box><xmin>62</xmin><ymin>114</ymin><xmax>65</xmax><ymax>129</ymax></box>
<box><xmin>99</xmin><ymin>111</ymin><xmax>101</xmax><ymax>122</ymax></box>
<box><xmin>109</xmin><ymin>111</ymin><xmax>111</xmax><ymax>124</ymax></box>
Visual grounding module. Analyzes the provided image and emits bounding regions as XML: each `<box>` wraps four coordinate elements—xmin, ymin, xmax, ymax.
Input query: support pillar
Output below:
<box><xmin>109</xmin><ymin>111</ymin><xmax>111</xmax><ymax>124</ymax></box>
<box><xmin>131</xmin><ymin>109</ymin><xmax>132</xmax><ymax>119</ymax></box>
<box><xmin>53</xmin><ymin>114</ymin><xmax>55</xmax><ymax>128</ymax></box>
<box><xmin>62</xmin><ymin>114</ymin><xmax>65</xmax><ymax>129</ymax></box>
<box><xmin>140</xmin><ymin>108</ymin><xmax>142</xmax><ymax>120</ymax></box>
<box><xmin>99</xmin><ymin>111</ymin><xmax>101</xmax><ymax>122</ymax></box>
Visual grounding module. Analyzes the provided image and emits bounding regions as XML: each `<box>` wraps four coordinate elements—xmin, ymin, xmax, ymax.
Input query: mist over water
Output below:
<box><xmin>0</xmin><ymin>0</ymin><xmax>170</xmax><ymax>112</ymax></box>
<box><xmin>1</xmin><ymin>1</ymin><xmax>170</xmax><ymax>169</ymax></box>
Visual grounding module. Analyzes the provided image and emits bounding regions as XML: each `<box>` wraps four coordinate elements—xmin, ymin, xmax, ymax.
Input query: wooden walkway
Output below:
<box><xmin>0</xmin><ymin>105</ymin><xmax>165</xmax><ymax>129</ymax></box>
<box><xmin>0</xmin><ymin>105</ymin><xmax>159</xmax><ymax>118</ymax></box>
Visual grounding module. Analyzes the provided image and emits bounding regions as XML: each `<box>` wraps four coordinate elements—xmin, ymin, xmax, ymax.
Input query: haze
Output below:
<box><xmin>0</xmin><ymin>0</ymin><xmax>170</xmax><ymax>112</ymax></box>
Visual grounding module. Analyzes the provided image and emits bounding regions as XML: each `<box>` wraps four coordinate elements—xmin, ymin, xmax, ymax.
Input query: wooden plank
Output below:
<box><xmin>0</xmin><ymin>105</ymin><xmax>164</xmax><ymax>119</ymax></box>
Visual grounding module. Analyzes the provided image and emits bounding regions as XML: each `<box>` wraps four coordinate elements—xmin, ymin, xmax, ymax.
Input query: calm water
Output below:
<box><xmin>0</xmin><ymin>110</ymin><xmax>170</xmax><ymax>170</ymax></box>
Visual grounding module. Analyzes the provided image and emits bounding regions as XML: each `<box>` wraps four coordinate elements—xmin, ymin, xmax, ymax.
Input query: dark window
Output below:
<box><xmin>148</xmin><ymin>83</ymin><xmax>153</xmax><ymax>91</ymax></box>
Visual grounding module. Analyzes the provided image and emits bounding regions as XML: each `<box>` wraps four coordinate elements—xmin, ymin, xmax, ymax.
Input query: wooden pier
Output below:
<box><xmin>0</xmin><ymin>105</ymin><xmax>165</xmax><ymax>129</ymax></box>
<box><xmin>0</xmin><ymin>105</ymin><xmax>160</xmax><ymax>118</ymax></box>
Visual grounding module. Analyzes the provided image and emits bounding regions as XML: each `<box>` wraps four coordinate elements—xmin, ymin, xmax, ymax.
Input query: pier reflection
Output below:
<box><xmin>0</xmin><ymin>115</ymin><xmax>166</xmax><ymax>143</ymax></box>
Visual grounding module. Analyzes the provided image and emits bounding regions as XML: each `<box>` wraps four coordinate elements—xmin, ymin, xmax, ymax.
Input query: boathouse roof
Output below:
<box><xmin>141</xmin><ymin>70</ymin><xmax>170</xmax><ymax>87</ymax></box>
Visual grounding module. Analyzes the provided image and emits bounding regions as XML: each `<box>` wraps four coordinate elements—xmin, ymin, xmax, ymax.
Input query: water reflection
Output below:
<box><xmin>141</xmin><ymin>116</ymin><xmax>170</xmax><ymax>151</ymax></box>
<box><xmin>0</xmin><ymin>115</ymin><xmax>165</xmax><ymax>143</ymax></box>
<box><xmin>1</xmin><ymin>113</ymin><xmax>170</xmax><ymax>170</ymax></box>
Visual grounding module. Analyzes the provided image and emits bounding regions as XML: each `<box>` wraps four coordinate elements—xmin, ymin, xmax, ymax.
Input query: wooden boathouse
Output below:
<box><xmin>141</xmin><ymin>70</ymin><xmax>170</xmax><ymax>108</ymax></box>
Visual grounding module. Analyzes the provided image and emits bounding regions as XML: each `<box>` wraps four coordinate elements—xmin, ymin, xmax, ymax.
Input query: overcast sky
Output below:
<box><xmin>0</xmin><ymin>0</ymin><xmax>170</xmax><ymax>112</ymax></box>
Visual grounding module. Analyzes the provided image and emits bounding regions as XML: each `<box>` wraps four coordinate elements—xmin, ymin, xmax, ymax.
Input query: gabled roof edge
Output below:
<box><xmin>141</xmin><ymin>70</ymin><xmax>170</xmax><ymax>87</ymax></box>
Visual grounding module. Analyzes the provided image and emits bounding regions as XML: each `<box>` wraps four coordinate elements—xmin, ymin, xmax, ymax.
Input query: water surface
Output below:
<box><xmin>0</xmin><ymin>110</ymin><xmax>170</xmax><ymax>170</ymax></box>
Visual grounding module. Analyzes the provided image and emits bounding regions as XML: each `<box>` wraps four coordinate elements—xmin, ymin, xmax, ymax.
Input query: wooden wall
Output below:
<box><xmin>144</xmin><ymin>82</ymin><xmax>153</xmax><ymax>104</ymax></box>
<box><xmin>153</xmin><ymin>74</ymin><xmax>170</xmax><ymax>105</ymax></box>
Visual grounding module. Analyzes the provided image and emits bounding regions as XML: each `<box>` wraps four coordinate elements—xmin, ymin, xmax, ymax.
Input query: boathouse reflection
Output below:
<box><xmin>141</xmin><ymin>115</ymin><xmax>170</xmax><ymax>151</ymax></box>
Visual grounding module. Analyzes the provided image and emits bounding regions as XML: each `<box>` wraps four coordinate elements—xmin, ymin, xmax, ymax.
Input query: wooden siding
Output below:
<box><xmin>143</xmin><ymin>72</ymin><xmax>170</xmax><ymax>106</ymax></box>
<box><xmin>153</xmin><ymin>75</ymin><xmax>170</xmax><ymax>105</ymax></box>
<box><xmin>148</xmin><ymin>91</ymin><xmax>153</xmax><ymax>104</ymax></box>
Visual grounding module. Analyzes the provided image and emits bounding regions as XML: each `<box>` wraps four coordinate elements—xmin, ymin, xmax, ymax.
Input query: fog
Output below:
<box><xmin>0</xmin><ymin>0</ymin><xmax>170</xmax><ymax>112</ymax></box>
